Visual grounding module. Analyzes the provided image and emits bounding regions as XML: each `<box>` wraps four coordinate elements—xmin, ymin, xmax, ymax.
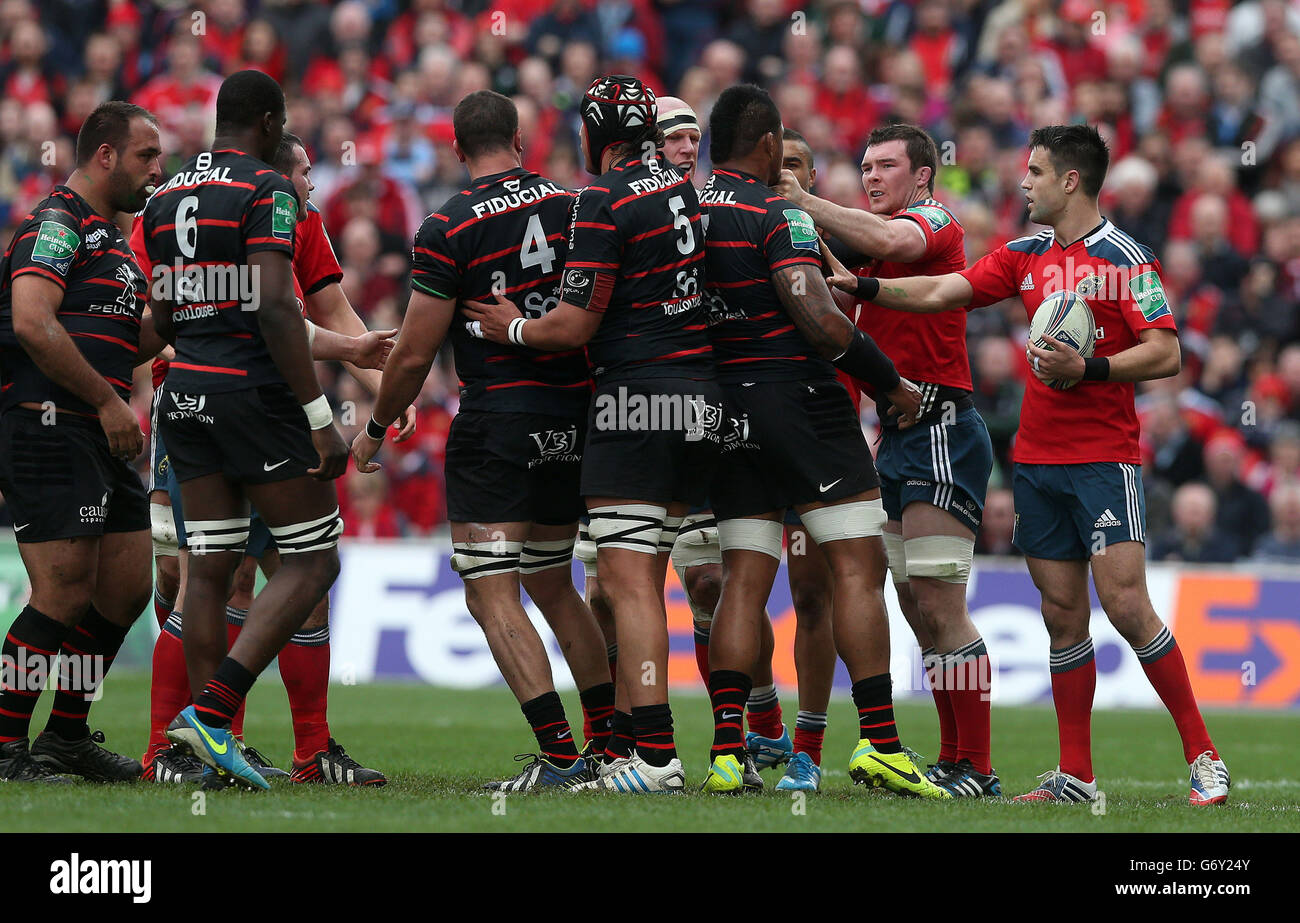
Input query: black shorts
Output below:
<box><xmin>579</xmin><ymin>378</ymin><xmax>724</xmax><ymax>506</ymax></box>
<box><xmin>158</xmin><ymin>383</ymin><xmax>318</xmax><ymax>485</ymax></box>
<box><xmin>445</xmin><ymin>410</ymin><xmax>586</xmax><ymax>525</ymax></box>
<box><xmin>0</xmin><ymin>408</ymin><xmax>149</xmax><ymax>543</ymax></box>
<box><xmin>710</xmin><ymin>378</ymin><xmax>879</xmax><ymax>520</ymax></box>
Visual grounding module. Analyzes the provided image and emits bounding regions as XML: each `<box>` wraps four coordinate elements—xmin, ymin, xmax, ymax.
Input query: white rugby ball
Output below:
<box><xmin>1029</xmin><ymin>290</ymin><xmax>1097</xmax><ymax>390</ymax></box>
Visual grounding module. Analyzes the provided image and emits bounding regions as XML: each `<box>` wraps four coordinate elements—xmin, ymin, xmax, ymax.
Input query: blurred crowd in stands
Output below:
<box><xmin>3</xmin><ymin>0</ymin><xmax>1300</xmax><ymax>561</ymax></box>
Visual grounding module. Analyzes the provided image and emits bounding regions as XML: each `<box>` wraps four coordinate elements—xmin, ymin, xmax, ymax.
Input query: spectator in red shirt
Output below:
<box><xmin>322</xmin><ymin>138</ymin><xmax>422</xmax><ymax>248</ymax></box>
<box><xmin>1168</xmin><ymin>154</ymin><xmax>1261</xmax><ymax>258</ymax></box>
<box><xmin>341</xmin><ymin>470</ymin><xmax>404</xmax><ymax>539</ymax></box>
<box><xmin>1</xmin><ymin>19</ymin><xmax>59</xmax><ymax>107</ymax></box>
<box><xmin>231</xmin><ymin>18</ymin><xmax>288</xmax><ymax>84</ymax></box>
<box><xmin>1155</xmin><ymin>64</ymin><xmax>1211</xmax><ymax>146</ymax></box>
<box><xmin>910</xmin><ymin>0</ymin><xmax>963</xmax><ymax>95</ymax></box>
<box><xmin>1048</xmin><ymin>0</ymin><xmax>1108</xmax><ymax>88</ymax></box>
<box><xmin>134</xmin><ymin>30</ymin><xmax>222</xmax><ymax>151</ymax></box>
<box><xmin>815</xmin><ymin>45</ymin><xmax>876</xmax><ymax>155</ymax></box>
<box><xmin>200</xmin><ymin>0</ymin><xmax>248</xmax><ymax>72</ymax></box>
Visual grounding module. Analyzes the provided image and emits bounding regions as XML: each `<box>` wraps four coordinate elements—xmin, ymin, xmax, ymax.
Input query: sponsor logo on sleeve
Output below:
<box><xmin>31</xmin><ymin>220</ymin><xmax>80</xmax><ymax>275</ymax></box>
<box><xmin>783</xmin><ymin>208</ymin><xmax>819</xmax><ymax>251</ymax></box>
<box><xmin>1128</xmin><ymin>270</ymin><xmax>1170</xmax><ymax>321</ymax></box>
<box><xmin>271</xmin><ymin>191</ymin><xmax>298</xmax><ymax>241</ymax></box>
<box><xmin>905</xmin><ymin>204</ymin><xmax>951</xmax><ymax>232</ymax></box>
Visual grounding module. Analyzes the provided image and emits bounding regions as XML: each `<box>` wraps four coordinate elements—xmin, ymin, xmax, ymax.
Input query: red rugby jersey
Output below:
<box><xmin>852</xmin><ymin>198</ymin><xmax>969</xmax><ymax>397</ymax></box>
<box><xmin>959</xmin><ymin>218</ymin><xmax>1178</xmax><ymax>466</ymax></box>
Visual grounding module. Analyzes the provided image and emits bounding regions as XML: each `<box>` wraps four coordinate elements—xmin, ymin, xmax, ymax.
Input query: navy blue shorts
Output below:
<box><xmin>876</xmin><ymin>407</ymin><xmax>993</xmax><ymax>532</ymax></box>
<box><xmin>149</xmin><ymin>393</ymin><xmax>170</xmax><ymax>494</ymax></box>
<box><xmin>1012</xmin><ymin>461</ymin><xmax>1146</xmax><ymax>560</ymax></box>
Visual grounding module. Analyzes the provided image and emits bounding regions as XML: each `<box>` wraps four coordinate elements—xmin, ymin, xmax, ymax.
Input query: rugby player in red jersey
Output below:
<box><xmin>852</xmin><ymin>125</ymin><xmax>1228</xmax><ymax>806</ymax></box>
<box><xmin>781</xmin><ymin>124</ymin><xmax>999</xmax><ymax>797</ymax></box>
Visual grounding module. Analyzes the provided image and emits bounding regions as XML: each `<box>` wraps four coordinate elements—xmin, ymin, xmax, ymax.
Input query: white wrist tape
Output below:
<box><xmin>304</xmin><ymin>318</ymin><xmax>317</xmax><ymax>348</ymax></box>
<box><xmin>302</xmin><ymin>394</ymin><xmax>333</xmax><ymax>430</ymax></box>
<box><xmin>507</xmin><ymin>317</ymin><xmax>528</xmax><ymax>346</ymax></box>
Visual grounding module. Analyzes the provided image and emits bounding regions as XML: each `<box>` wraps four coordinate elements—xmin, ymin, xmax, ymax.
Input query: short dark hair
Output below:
<box><xmin>272</xmin><ymin>131</ymin><xmax>305</xmax><ymax>174</ymax></box>
<box><xmin>709</xmin><ymin>84</ymin><xmax>781</xmax><ymax>164</ymax></box>
<box><xmin>453</xmin><ymin>90</ymin><xmax>518</xmax><ymax>158</ymax></box>
<box><xmin>1028</xmin><ymin>124</ymin><xmax>1110</xmax><ymax>198</ymax></box>
<box><xmin>864</xmin><ymin>124</ymin><xmax>938</xmax><ymax>193</ymax></box>
<box><xmin>214</xmin><ymin>69</ymin><xmax>286</xmax><ymax>136</ymax></box>
<box><xmin>76</xmin><ymin>101</ymin><xmax>156</xmax><ymax>166</ymax></box>
<box><xmin>782</xmin><ymin>128</ymin><xmax>814</xmax><ymax>169</ymax></box>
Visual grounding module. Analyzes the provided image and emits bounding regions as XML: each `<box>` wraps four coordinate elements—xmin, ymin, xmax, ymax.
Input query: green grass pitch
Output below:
<box><xmin>2</xmin><ymin>671</ymin><xmax>1295</xmax><ymax>833</ymax></box>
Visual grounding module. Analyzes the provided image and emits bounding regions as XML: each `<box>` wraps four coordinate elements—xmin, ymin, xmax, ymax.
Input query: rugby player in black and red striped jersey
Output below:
<box><xmin>142</xmin><ymin>70</ymin><xmax>350</xmax><ymax>790</ymax></box>
<box><xmin>0</xmin><ymin>101</ymin><xmax>164</xmax><ymax>782</ymax></box>
<box><xmin>467</xmin><ymin>75</ymin><xmax>723</xmax><ymax>793</ymax></box>
<box><xmin>136</xmin><ymin>130</ymin><xmax>402</xmax><ymax>786</ymax></box>
<box><xmin>693</xmin><ymin>85</ymin><xmax>947</xmax><ymax>798</ymax></box>
<box><xmin>352</xmin><ymin>90</ymin><xmax>613</xmax><ymax>791</ymax></box>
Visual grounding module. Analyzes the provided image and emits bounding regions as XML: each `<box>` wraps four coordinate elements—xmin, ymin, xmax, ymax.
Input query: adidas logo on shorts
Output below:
<box><xmin>1094</xmin><ymin>508</ymin><xmax>1122</xmax><ymax>528</ymax></box>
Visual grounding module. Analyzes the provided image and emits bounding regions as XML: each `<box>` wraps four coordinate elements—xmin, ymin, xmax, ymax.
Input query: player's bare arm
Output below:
<box><xmin>305</xmin><ymin>321</ymin><xmax>398</xmax><ymax>369</ymax></box>
<box><xmin>135</xmin><ymin>309</ymin><xmax>170</xmax><ymax>364</ymax></box>
<box><xmin>819</xmin><ymin>236</ymin><xmax>859</xmax><ymax>294</ymax></box>
<box><xmin>12</xmin><ymin>273</ymin><xmax>142</xmax><ymax>457</ymax></box>
<box><xmin>846</xmin><ymin>271</ymin><xmax>975</xmax><ymax>314</ymax></box>
<box><xmin>770</xmin><ymin>263</ymin><xmax>922</xmax><ymax>425</ymax></box>
<box><xmin>351</xmin><ymin>289</ymin><xmax>456</xmax><ymax>473</ymax></box>
<box><xmin>1028</xmin><ymin>326</ymin><xmax>1180</xmax><ymax>387</ymax></box>
<box><xmin>251</xmin><ymin>248</ymin><xmax>348</xmax><ymax>480</ymax></box>
<box><xmin>463</xmin><ymin>290</ymin><xmax>602</xmax><ymax>351</ymax></box>
<box><xmin>306</xmin><ymin>282</ymin><xmax>416</xmax><ymax>439</ymax></box>
<box><xmin>776</xmin><ymin>169</ymin><xmax>926</xmax><ymax>263</ymax></box>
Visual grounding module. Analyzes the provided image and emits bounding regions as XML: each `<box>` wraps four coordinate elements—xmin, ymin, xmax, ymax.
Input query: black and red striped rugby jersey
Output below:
<box><xmin>699</xmin><ymin>168</ymin><xmax>834</xmax><ymax>384</ymax></box>
<box><xmin>0</xmin><ymin>185</ymin><xmax>146</xmax><ymax>415</ymax></box>
<box><xmin>411</xmin><ymin>166</ymin><xmax>590</xmax><ymax>415</ymax></box>
<box><xmin>558</xmin><ymin>153</ymin><xmax>713</xmax><ymax>384</ymax></box>
<box><xmin>141</xmin><ymin>148</ymin><xmax>297</xmax><ymax>393</ymax></box>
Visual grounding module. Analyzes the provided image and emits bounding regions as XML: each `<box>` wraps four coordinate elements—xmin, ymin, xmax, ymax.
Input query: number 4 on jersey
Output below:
<box><xmin>520</xmin><ymin>213</ymin><xmax>556</xmax><ymax>273</ymax></box>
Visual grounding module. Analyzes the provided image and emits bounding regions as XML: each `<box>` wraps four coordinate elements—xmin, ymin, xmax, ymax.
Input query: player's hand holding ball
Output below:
<box><xmin>463</xmin><ymin>292</ymin><xmax>523</xmax><ymax>345</ymax></box>
<box><xmin>1026</xmin><ymin>335</ymin><xmax>1083</xmax><ymax>389</ymax></box>
<box><xmin>1026</xmin><ymin>290</ymin><xmax>1096</xmax><ymax>390</ymax></box>
<box><xmin>885</xmin><ymin>376</ymin><xmax>924</xmax><ymax>429</ymax></box>
<box><xmin>309</xmin><ymin>423</ymin><xmax>349</xmax><ymax>480</ymax></box>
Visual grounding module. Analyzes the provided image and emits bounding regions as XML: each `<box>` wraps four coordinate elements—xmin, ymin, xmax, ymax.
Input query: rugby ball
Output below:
<box><xmin>1029</xmin><ymin>290</ymin><xmax>1097</xmax><ymax>390</ymax></box>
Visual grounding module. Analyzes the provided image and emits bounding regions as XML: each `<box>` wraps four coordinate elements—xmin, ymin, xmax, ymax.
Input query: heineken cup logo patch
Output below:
<box><xmin>906</xmin><ymin>204</ymin><xmax>951</xmax><ymax>231</ymax></box>
<box><xmin>31</xmin><ymin>220</ymin><xmax>80</xmax><ymax>276</ymax></box>
<box><xmin>1128</xmin><ymin>270</ymin><xmax>1170</xmax><ymax>321</ymax></box>
<box><xmin>783</xmin><ymin>208</ymin><xmax>818</xmax><ymax>251</ymax></box>
<box><xmin>272</xmin><ymin>191</ymin><xmax>298</xmax><ymax>240</ymax></box>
